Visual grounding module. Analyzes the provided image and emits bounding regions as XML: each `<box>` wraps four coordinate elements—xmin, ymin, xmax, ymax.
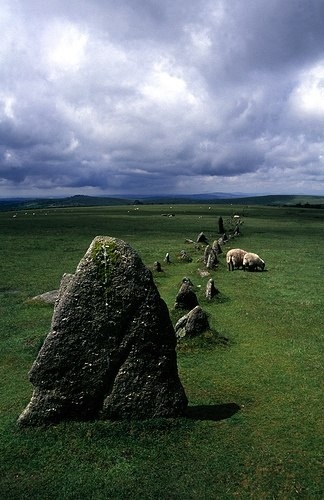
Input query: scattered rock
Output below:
<box><xmin>205</xmin><ymin>278</ymin><xmax>219</xmax><ymax>299</ymax></box>
<box><xmin>206</xmin><ymin>249</ymin><xmax>218</xmax><ymax>270</ymax></box>
<box><xmin>198</xmin><ymin>268</ymin><xmax>210</xmax><ymax>278</ymax></box>
<box><xmin>29</xmin><ymin>290</ymin><xmax>59</xmax><ymax>305</ymax></box>
<box><xmin>178</xmin><ymin>250</ymin><xmax>192</xmax><ymax>263</ymax></box>
<box><xmin>18</xmin><ymin>236</ymin><xmax>187</xmax><ymax>426</ymax></box>
<box><xmin>164</xmin><ymin>252</ymin><xmax>171</xmax><ymax>264</ymax></box>
<box><xmin>153</xmin><ymin>261</ymin><xmax>162</xmax><ymax>272</ymax></box>
<box><xmin>28</xmin><ymin>273</ymin><xmax>75</xmax><ymax>305</ymax></box>
<box><xmin>212</xmin><ymin>240</ymin><xmax>222</xmax><ymax>255</ymax></box>
<box><xmin>197</xmin><ymin>232</ymin><xmax>208</xmax><ymax>244</ymax></box>
<box><xmin>175</xmin><ymin>306</ymin><xmax>210</xmax><ymax>338</ymax></box>
<box><xmin>203</xmin><ymin>245</ymin><xmax>211</xmax><ymax>265</ymax></box>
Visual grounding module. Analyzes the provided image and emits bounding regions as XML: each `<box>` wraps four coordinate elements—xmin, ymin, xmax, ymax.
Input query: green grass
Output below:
<box><xmin>0</xmin><ymin>204</ymin><xmax>323</xmax><ymax>499</ymax></box>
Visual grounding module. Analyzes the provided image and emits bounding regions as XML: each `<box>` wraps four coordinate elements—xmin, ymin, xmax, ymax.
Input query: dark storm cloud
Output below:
<box><xmin>1</xmin><ymin>0</ymin><xmax>324</xmax><ymax>197</ymax></box>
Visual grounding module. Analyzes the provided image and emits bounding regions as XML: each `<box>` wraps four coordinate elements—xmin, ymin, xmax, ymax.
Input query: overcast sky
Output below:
<box><xmin>1</xmin><ymin>0</ymin><xmax>324</xmax><ymax>198</ymax></box>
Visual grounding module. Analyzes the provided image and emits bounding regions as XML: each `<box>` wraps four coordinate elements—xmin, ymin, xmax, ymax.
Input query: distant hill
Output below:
<box><xmin>0</xmin><ymin>195</ymin><xmax>133</xmax><ymax>211</ymax></box>
<box><xmin>209</xmin><ymin>194</ymin><xmax>324</xmax><ymax>206</ymax></box>
<box><xmin>0</xmin><ymin>193</ymin><xmax>323</xmax><ymax>211</ymax></box>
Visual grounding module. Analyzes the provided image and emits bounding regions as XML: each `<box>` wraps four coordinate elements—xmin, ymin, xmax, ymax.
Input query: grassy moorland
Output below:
<box><xmin>0</xmin><ymin>203</ymin><xmax>323</xmax><ymax>499</ymax></box>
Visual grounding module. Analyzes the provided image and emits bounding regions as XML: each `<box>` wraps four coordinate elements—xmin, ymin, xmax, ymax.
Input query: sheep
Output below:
<box><xmin>242</xmin><ymin>252</ymin><xmax>265</xmax><ymax>271</ymax></box>
<box><xmin>226</xmin><ymin>248</ymin><xmax>247</xmax><ymax>271</ymax></box>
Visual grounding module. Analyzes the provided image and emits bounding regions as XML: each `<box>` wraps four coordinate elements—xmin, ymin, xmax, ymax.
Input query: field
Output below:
<box><xmin>0</xmin><ymin>203</ymin><xmax>323</xmax><ymax>499</ymax></box>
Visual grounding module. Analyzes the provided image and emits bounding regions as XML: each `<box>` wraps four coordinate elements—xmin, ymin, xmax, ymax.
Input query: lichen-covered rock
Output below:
<box><xmin>18</xmin><ymin>236</ymin><xmax>187</xmax><ymax>426</ymax></box>
<box><xmin>175</xmin><ymin>306</ymin><xmax>210</xmax><ymax>338</ymax></box>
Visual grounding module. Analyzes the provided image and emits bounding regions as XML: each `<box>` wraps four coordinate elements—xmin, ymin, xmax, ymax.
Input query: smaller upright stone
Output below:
<box><xmin>205</xmin><ymin>278</ymin><xmax>219</xmax><ymax>299</ymax></box>
<box><xmin>212</xmin><ymin>240</ymin><xmax>222</xmax><ymax>255</ymax></box>
<box><xmin>218</xmin><ymin>233</ymin><xmax>228</xmax><ymax>246</ymax></box>
<box><xmin>206</xmin><ymin>249</ymin><xmax>218</xmax><ymax>270</ymax></box>
<box><xmin>164</xmin><ymin>252</ymin><xmax>171</xmax><ymax>264</ymax></box>
<box><xmin>174</xmin><ymin>279</ymin><xmax>198</xmax><ymax>310</ymax></box>
<box><xmin>153</xmin><ymin>261</ymin><xmax>162</xmax><ymax>272</ymax></box>
<box><xmin>203</xmin><ymin>245</ymin><xmax>211</xmax><ymax>265</ymax></box>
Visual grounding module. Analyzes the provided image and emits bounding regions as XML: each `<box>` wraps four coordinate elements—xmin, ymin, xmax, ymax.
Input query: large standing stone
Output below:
<box><xmin>18</xmin><ymin>236</ymin><xmax>187</xmax><ymax>426</ymax></box>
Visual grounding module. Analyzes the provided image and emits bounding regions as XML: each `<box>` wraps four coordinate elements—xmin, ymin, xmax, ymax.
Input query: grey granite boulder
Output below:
<box><xmin>175</xmin><ymin>306</ymin><xmax>210</xmax><ymax>338</ymax></box>
<box><xmin>18</xmin><ymin>236</ymin><xmax>187</xmax><ymax>426</ymax></box>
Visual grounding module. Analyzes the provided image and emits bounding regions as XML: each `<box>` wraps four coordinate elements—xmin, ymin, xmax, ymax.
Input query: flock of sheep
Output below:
<box><xmin>226</xmin><ymin>248</ymin><xmax>265</xmax><ymax>272</ymax></box>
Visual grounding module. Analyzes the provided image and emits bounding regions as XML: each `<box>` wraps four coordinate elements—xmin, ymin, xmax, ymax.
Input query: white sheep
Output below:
<box><xmin>226</xmin><ymin>248</ymin><xmax>247</xmax><ymax>271</ymax></box>
<box><xmin>242</xmin><ymin>252</ymin><xmax>265</xmax><ymax>271</ymax></box>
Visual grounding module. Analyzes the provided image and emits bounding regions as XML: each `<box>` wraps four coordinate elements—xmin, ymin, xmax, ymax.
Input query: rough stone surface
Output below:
<box><xmin>174</xmin><ymin>280</ymin><xmax>199</xmax><ymax>310</ymax></box>
<box><xmin>18</xmin><ymin>236</ymin><xmax>187</xmax><ymax>426</ymax></box>
<box><xmin>175</xmin><ymin>306</ymin><xmax>210</xmax><ymax>338</ymax></box>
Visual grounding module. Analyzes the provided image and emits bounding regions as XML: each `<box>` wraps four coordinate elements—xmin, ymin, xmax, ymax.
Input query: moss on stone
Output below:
<box><xmin>90</xmin><ymin>238</ymin><xmax>119</xmax><ymax>302</ymax></box>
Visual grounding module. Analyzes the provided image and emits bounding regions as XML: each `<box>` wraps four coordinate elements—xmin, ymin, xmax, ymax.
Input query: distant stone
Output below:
<box><xmin>29</xmin><ymin>290</ymin><xmax>59</xmax><ymax>304</ymax></box>
<box><xmin>197</xmin><ymin>232</ymin><xmax>208</xmax><ymax>244</ymax></box>
<box><xmin>212</xmin><ymin>240</ymin><xmax>222</xmax><ymax>255</ymax></box>
<box><xmin>206</xmin><ymin>249</ymin><xmax>218</xmax><ymax>270</ymax></box>
<box><xmin>164</xmin><ymin>252</ymin><xmax>171</xmax><ymax>264</ymax></box>
<box><xmin>205</xmin><ymin>278</ymin><xmax>219</xmax><ymax>300</ymax></box>
<box><xmin>198</xmin><ymin>268</ymin><xmax>210</xmax><ymax>278</ymax></box>
<box><xmin>18</xmin><ymin>236</ymin><xmax>187</xmax><ymax>426</ymax></box>
<box><xmin>175</xmin><ymin>306</ymin><xmax>210</xmax><ymax>338</ymax></box>
<box><xmin>174</xmin><ymin>279</ymin><xmax>198</xmax><ymax>310</ymax></box>
<box><xmin>178</xmin><ymin>250</ymin><xmax>192</xmax><ymax>263</ymax></box>
<box><xmin>29</xmin><ymin>274</ymin><xmax>74</xmax><ymax>305</ymax></box>
<box><xmin>203</xmin><ymin>245</ymin><xmax>211</xmax><ymax>265</ymax></box>
<box><xmin>153</xmin><ymin>261</ymin><xmax>162</xmax><ymax>272</ymax></box>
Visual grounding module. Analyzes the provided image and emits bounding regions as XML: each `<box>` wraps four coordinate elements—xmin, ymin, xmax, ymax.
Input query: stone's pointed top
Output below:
<box><xmin>18</xmin><ymin>236</ymin><xmax>187</xmax><ymax>426</ymax></box>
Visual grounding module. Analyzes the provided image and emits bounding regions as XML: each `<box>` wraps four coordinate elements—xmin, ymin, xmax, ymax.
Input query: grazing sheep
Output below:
<box><xmin>226</xmin><ymin>248</ymin><xmax>247</xmax><ymax>271</ymax></box>
<box><xmin>243</xmin><ymin>252</ymin><xmax>265</xmax><ymax>271</ymax></box>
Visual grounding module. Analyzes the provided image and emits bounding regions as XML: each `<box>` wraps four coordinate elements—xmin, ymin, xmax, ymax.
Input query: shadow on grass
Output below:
<box><xmin>185</xmin><ymin>402</ymin><xmax>240</xmax><ymax>421</ymax></box>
